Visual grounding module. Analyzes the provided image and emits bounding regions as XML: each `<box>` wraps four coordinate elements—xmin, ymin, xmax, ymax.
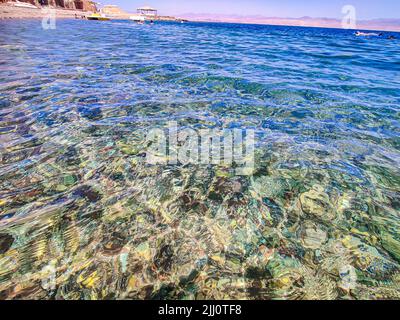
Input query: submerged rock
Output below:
<box><xmin>78</xmin><ymin>106</ymin><xmax>103</xmax><ymax>121</ymax></box>
<box><xmin>135</xmin><ymin>242</ymin><xmax>151</xmax><ymax>261</ymax></box>
<box><xmin>262</xmin><ymin>198</ymin><xmax>284</xmax><ymax>227</ymax></box>
<box><xmin>0</xmin><ymin>233</ymin><xmax>14</xmax><ymax>254</ymax></box>
<box><xmin>338</xmin><ymin>265</ymin><xmax>357</xmax><ymax>292</ymax></box>
<box><xmin>299</xmin><ymin>185</ymin><xmax>335</xmax><ymax>221</ymax></box>
<box><xmin>73</xmin><ymin>185</ymin><xmax>102</xmax><ymax>203</ymax></box>
<box><xmin>101</xmin><ymin>232</ymin><xmax>127</xmax><ymax>256</ymax></box>
<box><xmin>381</xmin><ymin>231</ymin><xmax>400</xmax><ymax>262</ymax></box>
<box><xmin>154</xmin><ymin>243</ymin><xmax>174</xmax><ymax>273</ymax></box>
<box><xmin>117</xmin><ymin>141</ymin><xmax>141</xmax><ymax>156</ymax></box>
<box><xmin>57</xmin><ymin>146</ymin><xmax>81</xmax><ymax>167</ymax></box>
<box><xmin>300</xmin><ymin>222</ymin><xmax>327</xmax><ymax>250</ymax></box>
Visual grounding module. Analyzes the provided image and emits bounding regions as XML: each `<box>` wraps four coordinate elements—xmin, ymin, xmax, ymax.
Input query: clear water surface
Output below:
<box><xmin>0</xmin><ymin>19</ymin><xmax>400</xmax><ymax>299</ymax></box>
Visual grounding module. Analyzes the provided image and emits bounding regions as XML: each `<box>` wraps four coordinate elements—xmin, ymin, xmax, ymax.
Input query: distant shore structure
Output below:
<box><xmin>101</xmin><ymin>4</ymin><xmax>121</xmax><ymax>15</ymax></box>
<box><xmin>0</xmin><ymin>1</ymin><xmax>188</xmax><ymax>22</ymax></box>
<box><xmin>136</xmin><ymin>5</ymin><xmax>157</xmax><ymax>16</ymax></box>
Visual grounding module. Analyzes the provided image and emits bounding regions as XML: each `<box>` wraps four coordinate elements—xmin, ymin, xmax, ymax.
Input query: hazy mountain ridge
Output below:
<box><xmin>181</xmin><ymin>13</ymin><xmax>400</xmax><ymax>32</ymax></box>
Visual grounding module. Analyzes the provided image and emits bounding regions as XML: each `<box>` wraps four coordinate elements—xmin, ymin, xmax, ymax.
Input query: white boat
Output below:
<box><xmin>7</xmin><ymin>1</ymin><xmax>39</xmax><ymax>9</ymax></box>
<box><xmin>355</xmin><ymin>31</ymin><xmax>381</xmax><ymax>37</ymax></box>
<box><xmin>129</xmin><ymin>15</ymin><xmax>146</xmax><ymax>24</ymax></box>
<box><xmin>87</xmin><ymin>13</ymin><xmax>111</xmax><ymax>21</ymax></box>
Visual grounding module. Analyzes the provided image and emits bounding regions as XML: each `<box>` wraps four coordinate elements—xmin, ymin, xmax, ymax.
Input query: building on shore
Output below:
<box><xmin>1</xmin><ymin>0</ymin><xmax>96</xmax><ymax>11</ymax></box>
<box><xmin>101</xmin><ymin>4</ymin><xmax>131</xmax><ymax>17</ymax></box>
<box><xmin>136</xmin><ymin>5</ymin><xmax>157</xmax><ymax>16</ymax></box>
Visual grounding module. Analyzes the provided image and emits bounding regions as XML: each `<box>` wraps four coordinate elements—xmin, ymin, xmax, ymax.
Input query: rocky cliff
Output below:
<box><xmin>1</xmin><ymin>0</ymin><xmax>96</xmax><ymax>12</ymax></box>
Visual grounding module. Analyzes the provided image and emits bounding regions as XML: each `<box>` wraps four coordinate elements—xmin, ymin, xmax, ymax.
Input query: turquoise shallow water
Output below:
<box><xmin>0</xmin><ymin>19</ymin><xmax>400</xmax><ymax>299</ymax></box>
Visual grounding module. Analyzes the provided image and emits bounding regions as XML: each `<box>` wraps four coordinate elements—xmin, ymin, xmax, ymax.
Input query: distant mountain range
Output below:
<box><xmin>180</xmin><ymin>13</ymin><xmax>400</xmax><ymax>32</ymax></box>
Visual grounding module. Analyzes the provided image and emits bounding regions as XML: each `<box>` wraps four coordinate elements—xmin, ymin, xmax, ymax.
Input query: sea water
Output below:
<box><xmin>0</xmin><ymin>19</ymin><xmax>399</xmax><ymax>299</ymax></box>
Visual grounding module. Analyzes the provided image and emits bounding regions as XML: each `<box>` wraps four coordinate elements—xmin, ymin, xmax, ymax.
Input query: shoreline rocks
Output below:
<box><xmin>0</xmin><ymin>4</ymin><xmax>93</xmax><ymax>19</ymax></box>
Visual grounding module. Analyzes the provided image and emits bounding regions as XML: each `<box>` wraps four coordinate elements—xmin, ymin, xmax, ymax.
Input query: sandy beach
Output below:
<box><xmin>0</xmin><ymin>4</ymin><xmax>92</xmax><ymax>19</ymax></box>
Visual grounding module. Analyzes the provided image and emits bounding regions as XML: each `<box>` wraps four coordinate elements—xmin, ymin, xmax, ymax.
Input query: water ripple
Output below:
<box><xmin>0</xmin><ymin>20</ymin><xmax>400</xmax><ymax>300</ymax></box>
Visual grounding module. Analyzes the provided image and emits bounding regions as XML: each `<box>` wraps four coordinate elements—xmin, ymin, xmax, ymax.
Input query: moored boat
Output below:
<box><xmin>87</xmin><ymin>13</ymin><xmax>110</xmax><ymax>21</ymax></box>
<box><xmin>129</xmin><ymin>15</ymin><xmax>146</xmax><ymax>24</ymax></box>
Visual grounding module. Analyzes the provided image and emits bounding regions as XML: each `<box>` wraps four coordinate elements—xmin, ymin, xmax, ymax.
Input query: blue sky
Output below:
<box><xmin>103</xmin><ymin>0</ymin><xmax>400</xmax><ymax>19</ymax></box>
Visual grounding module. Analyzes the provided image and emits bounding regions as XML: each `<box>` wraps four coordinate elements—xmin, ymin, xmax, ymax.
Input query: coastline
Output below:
<box><xmin>1</xmin><ymin>4</ymin><xmax>399</xmax><ymax>33</ymax></box>
<box><xmin>188</xmin><ymin>19</ymin><xmax>400</xmax><ymax>33</ymax></box>
<box><xmin>0</xmin><ymin>4</ymin><xmax>187</xmax><ymax>22</ymax></box>
<box><xmin>0</xmin><ymin>4</ymin><xmax>92</xmax><ymax>19</ymax></box>
<box><xmin>184</xmin><ymin>16</ymin><xmax>400</xmax><ymax>33</ymax></box>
